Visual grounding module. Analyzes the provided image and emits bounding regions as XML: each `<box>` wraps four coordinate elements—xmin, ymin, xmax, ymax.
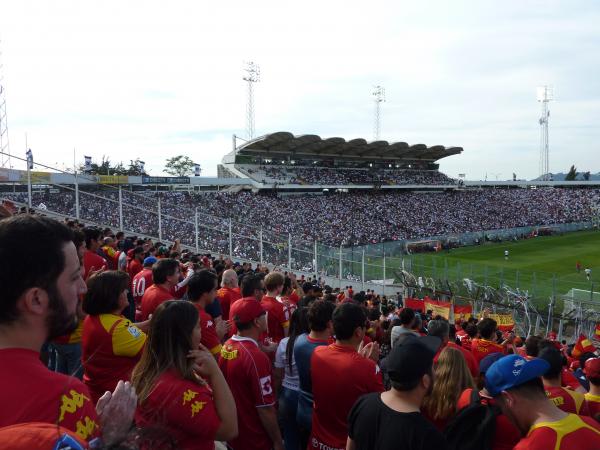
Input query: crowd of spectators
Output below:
<box><xmin>6</xmin><ymin>187</ymin><xmax>598</xmax><ymax>253</ymax></box>
<box><xmin>240</xmin><ymin>165</ymin><xmax>456</xmax><ymax>186</ymax></box>
<box><xmin>2</xmin><ymin>211</ymin><xmax>600</xmax><ymax>450</ymax></box>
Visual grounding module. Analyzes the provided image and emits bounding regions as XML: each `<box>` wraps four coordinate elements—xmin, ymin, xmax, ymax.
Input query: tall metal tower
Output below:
<box><xmin>243</xmin><ymin>61</ymin><xmax>260</xmax><ymax>140</ymax></box>
<box><xmin>537</xmin><ymin>85</ymin><xmax>554</xmax><ymax>181</ymax></box>
<box><xmin>372</xmin><ymin>85</ymin><xmax>385</xmax><ymax>141</ymax></box>
<box><xmin>0</xmin><ymin>40</ymin><xmax>11</xmax><ymax>168</ymax></box>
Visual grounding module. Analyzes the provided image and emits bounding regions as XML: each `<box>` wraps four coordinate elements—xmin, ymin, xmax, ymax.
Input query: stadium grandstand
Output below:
<box><xmin>218</xmin><ymin>131</ymin><xmax>461</xmax><ymax>187</ymax></box>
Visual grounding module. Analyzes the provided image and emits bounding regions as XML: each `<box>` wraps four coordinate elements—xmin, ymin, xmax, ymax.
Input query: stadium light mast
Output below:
<box><xmin>0</xmin><ymin>40</ymin><xmax>11</xmax><ymax>168</ymax></box>
<box><xmin>243</xmin><ymin>61</ymin><xmax>260</xmax><ymax>140</ymax></box>
<box><xmin>372</xmin><ymin>85</ymin><xmax>385</xmax><ymax>141</ymax></box>
<box><xmin>537</xmin><ymin>85</ymin><xmax>554</xmax><ymax>181</ymax></box>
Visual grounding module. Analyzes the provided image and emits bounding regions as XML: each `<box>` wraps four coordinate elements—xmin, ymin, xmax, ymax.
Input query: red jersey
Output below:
<box><xmin>289</xmin><ymin>290</ymin><xmax>300</xmax><ymax>305</ymax></box>
<box><xmin>140</xmin><ymin>284</ymin><xmax>174</xmax><ymax>320</ymax></box>
<box><xmin>132</xmin><ymin>268</ymin><xmax>153</xmax><ymax>307</ymax></box>
<box><xmin>584</xmin><ymin>393</ymin><xmax>600</xmax><ymax>417</ymax></box>
<box><xmin>457</xmin><ymin>388</ymin><xmax>521</xmax><ymax>450</ymax></box>
<box><xmin>135</xmin><ymin>369</ymin><xmax>220</xmax><ymax>450</ymax></box>
<box><xmin>310</xmin><ymin>343</ymin><xmax>384</xmax><ymax>450</ymax></box>
<box><xmin>127</xmin><ymin>258</ymin><xmax>143</xmax><ymax>284</ymax></box>
<box><xmin>471</xmin><ymin>338</ymin><xmax>505</xmax><ymax>365</ymax></box>
<box><xmin>0</xmin><ymin>348</ymin><xmax>99</xmax><ymax>442</ymax></box>
<box><xmin>261</xmin><ymin>295</ymin><xmax>289</xmax><ymax>344</ymax></box>
<box><xmin>545</xmin><ymin>386</ymin><xmax>589</xmax><ymax>415</ymax></box>
<box><xmin>83</xmin><ymin>249</ymin><xmax>107</xmax><ymax>279</ymax></box>
<box><xmin>515</xmin><ymin>413</ymin><xmax>600</xmax><ymax>449</ymax></box>
<box><xmin>218</xmin><ymin>335</ymin><xmax>275</xmax><ymax>450</ymax></box>
<box><xmin>192</xmin><ymin>303</ymin><xmax>222</xmax><ymax>356</ymax></box>
<box><xmin>82</xmin><ymin>314</ymin><xmax>146</xmax><ymax>403</ymax></box>
<box><xmin>561</xmin><ymin>368</ymin><xmax>581</xmax><ymax>391</ymax></box>
<box><xmin>217</xmin><ymin>286</ymin><xmax>242</xmax><ymax>320</ymax></box>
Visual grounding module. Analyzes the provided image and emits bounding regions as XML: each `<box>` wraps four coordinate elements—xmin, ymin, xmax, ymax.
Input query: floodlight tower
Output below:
<box><xmin>372</xmin><ymin>85</ymin><xmax>385</xmax><ymax>141</ymax></box>
<box><xmin>243</xmin><ymin>61</ymin><xmax>260</xmax><ymax>140</ymax></box>
<box><xmin>0</xmin><ymin>41</ymin><xmax>11</xmax><ymax>168</ymax></box>
<box><xmin>537</xmin><ymin>85</ymin><xmax>554</xmax><ymax>181</ymax></box>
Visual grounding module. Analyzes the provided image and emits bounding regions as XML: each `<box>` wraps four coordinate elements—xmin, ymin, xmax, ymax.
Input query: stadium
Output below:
<box><xmin>2</xmin><ymin>130</ymin><xmax>600</xmax><ymax>339</ymax></box>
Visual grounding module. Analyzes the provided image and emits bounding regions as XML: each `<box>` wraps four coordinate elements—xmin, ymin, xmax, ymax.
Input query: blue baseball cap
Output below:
<box><xmin>143</xmin><ymin>256</ymin><xmax>157</xmax><ymax>266</ymax></box>
<box><xmin>485</xmin><ymin>354</ymin><xmax>549</xmax><ymax>397</ymax></box>
<box><xmin>479</xmin><ymin>352</ymin><xmax>504</xmax><ymax>375</ymax></box>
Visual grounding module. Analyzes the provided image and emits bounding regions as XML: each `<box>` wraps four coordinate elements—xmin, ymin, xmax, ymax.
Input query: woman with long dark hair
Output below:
<box><xmin>132</xmin><ymin>300</ymin><xmax>237</xmax><ymax>450</ymax></box>
<box><xmin>274</xmin><ymin>307</ymin><xmax>309</xmax><ymax>450</ymax></box>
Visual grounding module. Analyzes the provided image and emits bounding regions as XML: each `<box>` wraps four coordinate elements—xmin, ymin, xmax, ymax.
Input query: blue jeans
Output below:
<box><xmin>52</xmin><ymin>342</ymin><xmax>83</xmax><ymax>380</ymax></box>
<box><xmin>279</xmin><ymin>387</ymin><xmax>300</xmax><ymax>450</ymax></box>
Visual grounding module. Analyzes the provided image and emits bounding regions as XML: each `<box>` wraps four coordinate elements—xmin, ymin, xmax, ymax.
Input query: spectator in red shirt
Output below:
<box><xmin>422</xmin><ymin>346</ymin><xmax>476</xmax><ymax>430</ymax></box>
<box><xmin>310</xmin><ymin>302</ymin><xmax>384</xmax><ymax>450</ymax></box>
<box><xmin>485</xmin><ymin>355</ymin><xmax>600</xmax><ymax>449</ymax></box>
<box><xmin>81</xmin><ymin>271</ymin><xmax>148</xmax><ymax>403</ymax></box>
<box><xmin>219</xmin><ymin>296</ymin><xmax>284</xmax><ymax>450</ymax></box>
<box><xmin>126</xmin><ymin>246</ymin><xmax>144</xmax><ymax>283</ymax></box>
<box><xmin>187</xmin><ymin>270</ymin><xmax>227</xmax><ymax>357</ymax></box>
<box><xmin>262</xmin><ymin>272</ymin><xmax>290</xmax><ymax>344</ymax></box>
<box><xmin>82</xmin><ymin>226</ymin><xmax>107</xmax><ymax>279</ymax></box>
<box><xmin>429</xmin><ymin>319</ymin><xmax>479</xmax><ymax>379</ymax></box>
<box><xmin>584</xmin><ymin>358</ymin><xmax>600</xmax><ymax>419</ymax></box>
<box><xmin>132</xmin><ymin>300</ymin><xmax>238</xmax><ymax>449</ymax></box>
<box><xmin>131</xmin><ymin>256</ymin><xmax>156</xmax><ymax>317</ymax></box>
<box><xmin>471</xmin><ymin>318</ymin><xmax>514</xmax><ymax>365</ymax></box>
<box><xmin>0</xmin><ymin>215</ymin><xmax>135</xmax><ymax>447</ymax></box>
<box><xmin>538</xmin><ymin>347</ymin><xmax>589</xmax><ymax>415</ymax></box>
<box><xmin>140</xmin><ymin>258</ymin><xmax>180</xmax><ymax>320</ymax></box>
<box><xmin>217</xmin><ymin>269</ymin><xmax>241</xmax><ymax>320</ymax></box>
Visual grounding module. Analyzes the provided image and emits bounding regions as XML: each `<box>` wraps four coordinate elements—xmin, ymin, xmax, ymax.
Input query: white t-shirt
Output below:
<box><xmin>274</xmin><ymin>337</ymin><xmax>300</xmax><ymax>391</ymax></box>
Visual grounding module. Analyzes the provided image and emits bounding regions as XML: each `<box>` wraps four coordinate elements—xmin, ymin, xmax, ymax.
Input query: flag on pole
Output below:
<box><xmin>26</xmin><ymin>149</ymin><xmax>33</xmax><ymax>170</ymax></box>
<box><xmin>84</xmin><ymin>156</ymin><xmax>92</xmax><ymax>172</ymax></box>
<box><xmin>194</xmin><ymin>164</ymin><xmax>201</xmax><ymax>177</ymax></box>
<box><xmin>572</xmin><ymin>334</ymin><xmax>596</xmax><ymax>358</ymax></box>
<box><xmin>595</xmin><ymin>324</ymin><xmax>600</xmax><ymax>339</ymax></box>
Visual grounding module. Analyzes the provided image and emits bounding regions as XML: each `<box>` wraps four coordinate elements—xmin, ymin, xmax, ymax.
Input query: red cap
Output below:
<box><xmin>584</xmin><ymin>357</ymin><xmax>600</xmax><ymax>379</ymax></box>
<box><xmin>230</xmin><ymin>298</ymin><xmax>265</xmax><ymax>324</ymax></box>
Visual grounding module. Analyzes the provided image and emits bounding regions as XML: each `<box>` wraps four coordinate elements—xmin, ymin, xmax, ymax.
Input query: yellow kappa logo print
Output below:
<box><xmin>75</xmin><ymin>416</ymin><xmax>98</xmax><ymax>440</ymax></box>
<box><xmin>191</xmin><ymin>400</ymin><xmax>207</xmax><ymax>417</ymax></box>
<box><xmin>182</xmin><ymin>389</ymin><xmax>198</xmax><ymax>405</ymax></box>
<box><xmin>59</xmin><ymin>390</ymin><xmax>90</xmax><ymax>422</ymax></box>
<box><xmin>220</xmin><ymin>346</ymin><xmax>238</xmax><ymax>360</ymax></box>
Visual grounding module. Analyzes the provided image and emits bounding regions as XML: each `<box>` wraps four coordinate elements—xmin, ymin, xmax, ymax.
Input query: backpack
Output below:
<box><xmin>443</xmin><ymin>389</ymin><xmax>500</xmax><ymax>450</ymax></box>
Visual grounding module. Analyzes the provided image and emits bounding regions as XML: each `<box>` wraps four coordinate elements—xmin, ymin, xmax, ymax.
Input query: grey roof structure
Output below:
<box><xmin>235</xmin><ymin>131</ymin><xmax>463</xmax><ymax>161</ymax></box>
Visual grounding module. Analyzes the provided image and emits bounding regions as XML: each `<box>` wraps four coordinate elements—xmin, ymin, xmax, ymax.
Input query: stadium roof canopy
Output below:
<box><xmin>234</xmin><ymin>131</ymin><xmax>463</xmax><ymax>162</ymax></box>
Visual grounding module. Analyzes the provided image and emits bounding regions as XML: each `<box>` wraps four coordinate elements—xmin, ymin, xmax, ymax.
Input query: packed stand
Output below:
<box><xmin>5</xmin><ymin>188</ymin><xmax>599</xmax><ymax>252</ymax></box>
<box><xmin>2</xmin><ymin>210</ymin><xmax>600</xmax><ymax>450</ymax></box>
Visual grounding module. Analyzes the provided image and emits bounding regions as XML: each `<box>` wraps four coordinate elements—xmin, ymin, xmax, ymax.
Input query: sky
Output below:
<box><xmin>0</xmin><ymin>0</ymin><xmax>599</xmax><ymax>180</ymax></box>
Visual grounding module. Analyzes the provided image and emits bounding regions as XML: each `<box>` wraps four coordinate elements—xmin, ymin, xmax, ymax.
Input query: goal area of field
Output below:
<box><xmin>564</xmin><ymin>288</ymin><xmax>600</xmax><ymax>302</ymax></box>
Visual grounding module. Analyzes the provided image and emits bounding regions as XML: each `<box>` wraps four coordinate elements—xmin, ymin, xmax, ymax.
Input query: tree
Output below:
<box><xmin>126</xmin><ymin>158</ymin><xmax>147</xmax><ymax>176</ymax></box>
<box><xmin>565</xmin><ymin>165</ymin><xmax>578</xmax><ymax>181</ymax></box>
<box><xmin>164</xmin><ymin>155</ymin><xmax>195</xmax><ymax>177</ymax></box>
<box><xmin>583</xmin><ymin>171</ymin><xmax>591</xmax><ymax>181</ymax></box>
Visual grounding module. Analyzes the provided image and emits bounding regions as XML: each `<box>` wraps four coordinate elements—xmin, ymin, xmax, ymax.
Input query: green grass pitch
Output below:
<box><xmin>360</xmin><ymin>230</ymin><xmax>600</xmax><ymax>309</ymax></box>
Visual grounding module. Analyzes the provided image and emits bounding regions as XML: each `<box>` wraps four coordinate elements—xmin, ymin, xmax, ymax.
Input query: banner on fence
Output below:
<box><xmin>403</xmin><ymin>298</ymin><xmax>474</xmax><ymax>321</ymax></box>
<box><xmin>424</xmin><ymin>299</ymin><xmax>451</xmax><ymax>320</ymax></box>
<box><xmin>404</xmin><ymin>298</ymin><xmax>424</xmax><ymax>312</ymax></box>
<box><xmin>488</xmin><ymin>314</ymin><xmax>515</xmax><ymax>331</ymax></box>
<box><xmin>454</xmin><ymin>305</ymin><xmax>474</xmax><ymax>321</ymax></box>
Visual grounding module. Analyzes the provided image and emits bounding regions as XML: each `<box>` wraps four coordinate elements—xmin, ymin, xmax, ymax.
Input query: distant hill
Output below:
<box><xmin>532</xmin><ymin>172</ymin><xmax>600</xmax><ymax>181</ymax></box>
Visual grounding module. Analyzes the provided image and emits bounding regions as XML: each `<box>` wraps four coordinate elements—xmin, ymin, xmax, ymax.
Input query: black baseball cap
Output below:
<box><xmin>386</xmin><ymin>335</ymin><xmax>442</xmax><ymax>384</ymax></box>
